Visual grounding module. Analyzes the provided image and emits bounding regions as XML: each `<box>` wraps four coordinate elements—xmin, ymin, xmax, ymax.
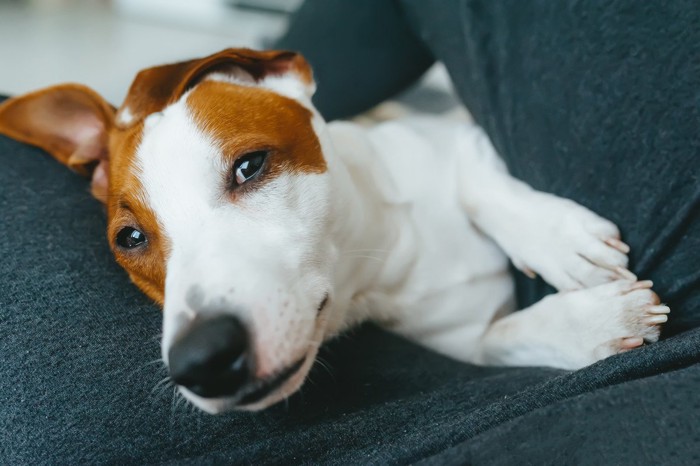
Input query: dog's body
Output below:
<box><xmin>320</xmin><ymin>116</ymin><xmax>661</xmax><ymax>369</ymax></box>
<box><xmin>322</xmin><ymin>118</ymin><xmax>514</xmax><ymax>354</ymax></box>
<box><xmin>0</xmin><ymin>49</ymin><xmax>668</xmax><ymax>414</ymax></box>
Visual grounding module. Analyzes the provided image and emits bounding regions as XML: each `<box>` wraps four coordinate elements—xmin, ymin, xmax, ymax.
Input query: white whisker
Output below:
<box><xmin>340</xmin><ymin>248</ymin><xmax>389</xmax><ymax>255</ymax></box>
<box><xmin>345</xmin><ymin>254</ymin><xmax>386</xmax><ymax>264</ymax></box>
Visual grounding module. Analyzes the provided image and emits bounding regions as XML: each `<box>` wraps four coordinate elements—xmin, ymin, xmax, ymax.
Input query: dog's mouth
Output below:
<box><xmin>178</xmin><ymin>351</ymin><xmax>315</xmax><ymax>413</ymax></box>
<box><xmin>175</xmin><ymin>294</ymin><xmax>330</xmax><ymax>413</ymax></box>
<box><xmin>237</xmin><ymin>358</ymin><xmax>305</xmax><ymax>406</ymax></box>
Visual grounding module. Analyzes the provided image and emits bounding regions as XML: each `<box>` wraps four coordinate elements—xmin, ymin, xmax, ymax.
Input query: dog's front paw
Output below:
<box><xmin>509</xmin><ymin>193</ymin><xmax>633</xmax><ymax>291</ymax></box>
<box><xmin>584</xmin><ymin>280</ymin><xmax>667</xmax><ymax>361</ymax></box>
<box><xmin>549</xmin><ymin>279</ymin><xmax>668</xmax><ymax>368</ymax></box>
<box><xmin>474</xmin><ymin>278</ymin><xmax>668</xmax><ymax>369</ymax></box>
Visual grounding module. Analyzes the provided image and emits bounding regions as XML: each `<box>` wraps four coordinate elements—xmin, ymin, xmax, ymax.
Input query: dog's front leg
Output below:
<box><xmin>456</xmin><ymin>127</ymin><xmax>668</xmax><ymax>368</ymax></box>
<box><xmin>456</xmin><ymin>127</ymin><xmax>633</xmax><ymax>291</ymax></box>
<box><xmin>473</xmin><ymin>279</ymin><xmax>668</xmax><ymax>369</ymax></box>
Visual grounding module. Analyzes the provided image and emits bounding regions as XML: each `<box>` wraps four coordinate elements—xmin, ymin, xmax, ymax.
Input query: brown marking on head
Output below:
<box><xmin>186</xmin><ymin>80</ymin><xmax>326</xmax><ymax>184</ymax></box>
<box><xmin>117</xmin><ymin>48</ymin><xmax>313</xmax><ymax>129</ymax></box>
<box><xmin>106</xmin><ymin>122</ymin><xmax>169</xmax><ymax>304</ymax></box>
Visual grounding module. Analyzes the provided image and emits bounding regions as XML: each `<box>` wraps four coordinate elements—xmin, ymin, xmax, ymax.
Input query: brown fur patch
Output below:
<box><xmin>117</xmin><ymin>48</ymin><xmax>313</xmax><ymax>129</ymax></box>
<box><xmin>106</xmin><ymin>123</ymin><xmax>169</xmax><ymax>305</ymax></box>
<box><xmin>186</xmin><ymin>80</ymin><xmax>326</xmax><ymax>178</ymax></box>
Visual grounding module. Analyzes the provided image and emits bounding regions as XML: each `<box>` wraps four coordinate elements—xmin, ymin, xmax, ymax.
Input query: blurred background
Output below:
<box><xmin>0</xmin><ymin>0</ymin><xmax>456</xmax><ymax>113</ymax></box>
<box><xmin>0</xmin><ymin>0</ymin><xmax>299</xmax><ymax>102</ymax></box>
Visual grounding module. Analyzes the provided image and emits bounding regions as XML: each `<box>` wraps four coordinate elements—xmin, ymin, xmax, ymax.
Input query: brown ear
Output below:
<box><xmin>0</xmin><ymin>84</ymin><xmax>114</xmax><ymax>201</ymax></box>
<box><xmin>116</xmin><ymin>48</ymin><xmax>313</xmax><ymax>128</ymax></box>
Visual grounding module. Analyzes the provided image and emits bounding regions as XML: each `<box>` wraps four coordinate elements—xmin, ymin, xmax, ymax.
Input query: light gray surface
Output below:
<box><xmin>0</xmin><ymin>1</ymin><xmax>285</xmax><ymax>103</ymax></box>
<box><xmin>0</xmin><ymin>0</ymin><xmax>458</xmax><ymax>111</ymax></box>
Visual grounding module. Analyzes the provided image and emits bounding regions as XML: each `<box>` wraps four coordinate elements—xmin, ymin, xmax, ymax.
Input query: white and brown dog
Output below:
<box><xmin>0</xmin><ymin>49</ymin><xmax>669</xmax><ymax>414</ymax></box>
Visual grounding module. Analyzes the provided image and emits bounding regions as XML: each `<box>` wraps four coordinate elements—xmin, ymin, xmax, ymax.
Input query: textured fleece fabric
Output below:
<box><xmin>2</xmin><ymin>0</ymin><xmax>699</xmax><ymax>464</ymax></box>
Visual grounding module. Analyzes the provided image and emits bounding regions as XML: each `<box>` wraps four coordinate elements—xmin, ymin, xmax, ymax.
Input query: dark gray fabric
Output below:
<box><xmin>424</xmin><ymin>358</ymin><xmax>700</xmax><ymax>465</ymax></box>
<box><xmin>418</xmin><ymin>328</ymin><xmax>700</xmax><ymax>465</ymax></box>
<box><xmin>2</xmin><ymin>0</ymin><xmax>699</xmax><ymax>463</ymax></box>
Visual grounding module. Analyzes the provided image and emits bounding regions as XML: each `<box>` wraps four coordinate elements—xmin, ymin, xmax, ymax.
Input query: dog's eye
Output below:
<box><xmin>232</xmin><ymin>151</ymin><xmax>267</xmax><ymax>187</ymax></box>
<box><xmin>116</xmin><ymin>227</ymin><xmax>147</xmax><ymax>249</ymax></box>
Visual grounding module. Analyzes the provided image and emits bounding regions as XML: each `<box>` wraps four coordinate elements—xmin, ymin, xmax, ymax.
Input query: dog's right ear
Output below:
<box><xmin>0</xmin><ymin>84</ymin><xmax>114</xmax><ymax>202</ymax></box>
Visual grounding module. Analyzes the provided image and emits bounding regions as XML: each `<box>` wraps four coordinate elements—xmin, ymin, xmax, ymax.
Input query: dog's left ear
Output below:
<box><xmin>116</xmin><ymin>48</ymin><xmax>314</xmax><ymax>128</ymax></box>
<box><xmin>0</xmin><ymin>84</ymin><xmax>114</xmax><ymax>201</ymax></box>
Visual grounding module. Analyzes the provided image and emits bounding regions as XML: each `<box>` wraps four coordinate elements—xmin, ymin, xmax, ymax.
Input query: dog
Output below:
<box><xmin>0</xmin><ymin>48</ymin><xmax>669</xmax><ymax>414</ymax></box>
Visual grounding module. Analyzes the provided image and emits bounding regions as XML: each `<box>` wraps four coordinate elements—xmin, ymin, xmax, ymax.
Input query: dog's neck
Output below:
<box><xmin>319</xmin><ymin>121</ymin><xmax>409</xmax><ymax>337</ymax></box>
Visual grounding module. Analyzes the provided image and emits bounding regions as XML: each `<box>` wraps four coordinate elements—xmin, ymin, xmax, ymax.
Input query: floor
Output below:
<box><xmin>0</xmin><ymin>0</ymin><xmax>287</xmax><ymax>103</ymax></box>
<box><xmin>0</xmin><ymin>0</ymin><xmax>457</xmax><ymax>112</ymax></box>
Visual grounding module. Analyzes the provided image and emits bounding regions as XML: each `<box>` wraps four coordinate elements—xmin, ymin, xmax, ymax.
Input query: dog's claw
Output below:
<box><xmin>615</xmin><ymin>266</ymin><xmax>637</xmax><ymax>281</ymax></box>
<box><xmin>620</xmin><ymin>336</ymin><xmax>644</xmax><ymax>349</ymax></box>
<box><xmin>644</xmin><ymin>315</ymin><xmax>668</xmax><ymax>325</ymax></box>
<box><xmin>626</xmin><ymin>280</ymin><xmax>653</xmax><ymax>292</ymax></box>
<box><xmin>645</xmin><ymin>305</ymin><xmax>671</xmax><ymax>315</ymax></box>
<box><xmin>606</xmin><ymin>238</ymin><xmax>630</xmax><ymax>254</ymax></box>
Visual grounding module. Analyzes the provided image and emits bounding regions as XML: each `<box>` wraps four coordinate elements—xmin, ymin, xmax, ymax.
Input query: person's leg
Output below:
<box><xmin>276</xmin><ymin>0</ymin><xmax>435</xmax><ymax>120</ymax></box>
<box><xmin>421</xmin><ymin>327</ymin><xmax>700</xmax><ymax>464</ymax></box>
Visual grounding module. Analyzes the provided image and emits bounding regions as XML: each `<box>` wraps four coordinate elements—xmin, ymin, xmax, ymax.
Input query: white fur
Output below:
<box><xmin>116</xmin><ymin>106</ymin><xmax>133</xmax><ymax>126</ymax></box>
<box><xmin>206</xmin><ymin>69</ymin><xmax>315</xmax><ymax>102</ymax></box>
<box><xmin>131</xmin><ymin>70</ymin><xmax>664</xmax><ymax>413</ymax></box>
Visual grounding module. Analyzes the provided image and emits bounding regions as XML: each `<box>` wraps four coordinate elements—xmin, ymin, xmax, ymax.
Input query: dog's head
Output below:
<box><xmin>0</xmin><ymin>49</ymin><xmax>339</xmax><ymax>413</ymax></box>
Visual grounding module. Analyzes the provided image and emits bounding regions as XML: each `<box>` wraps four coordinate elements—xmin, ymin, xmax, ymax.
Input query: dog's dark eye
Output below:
<box><xmin>116</xmin><ymin>227</ymin><xmax>147</xmax><ymax>249</ymax></box>
<box><xmin>232</xmin><ymin>151</ymin><xmax>267</xmax><ymax>187</ymax></box>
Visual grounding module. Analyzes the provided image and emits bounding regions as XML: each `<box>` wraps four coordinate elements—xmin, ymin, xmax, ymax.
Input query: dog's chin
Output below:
<box><xmin>179</xmin><ymin>345</ymin><xmax>320</xmax><ymax>414</ymax></box>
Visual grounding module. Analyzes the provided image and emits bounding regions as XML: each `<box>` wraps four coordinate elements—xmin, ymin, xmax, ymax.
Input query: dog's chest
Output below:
<box><xmin>330</xmin><ymin>118</ymin><xmax>514</xmax><ymax>341</ymax></box>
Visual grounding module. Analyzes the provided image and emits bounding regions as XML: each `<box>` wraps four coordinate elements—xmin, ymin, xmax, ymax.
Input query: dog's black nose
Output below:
<box><xmin>168</xmin><ymin>315</ymin><xmax>250</xmax><ymax>398</ymax></box>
